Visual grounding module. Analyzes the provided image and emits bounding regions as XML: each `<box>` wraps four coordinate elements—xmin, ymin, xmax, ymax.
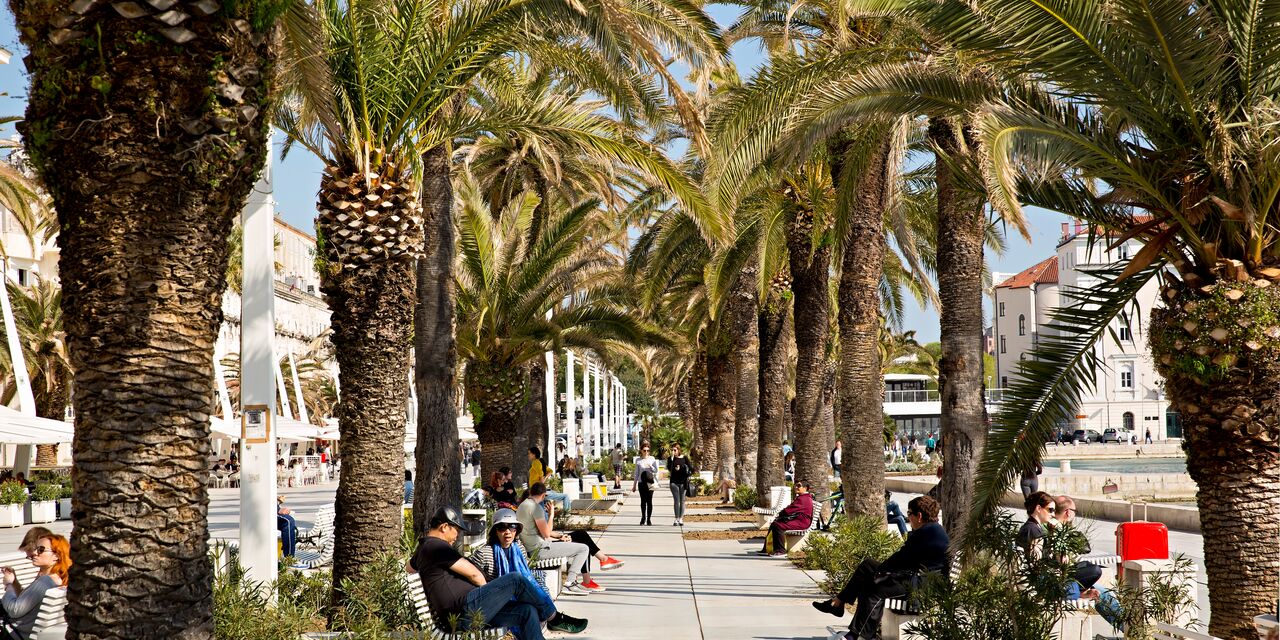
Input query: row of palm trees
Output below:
<box><xmin>6</xmin><ymin>0</ymin><xmax>1280</xmax><ymax>637</ymax></box>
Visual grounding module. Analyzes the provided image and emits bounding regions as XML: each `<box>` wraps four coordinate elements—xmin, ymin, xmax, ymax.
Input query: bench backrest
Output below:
<box><xmin>30</xmin><ymin>587</ymin><xmax>66</xmax><ymax>640</ymax></box>
<box><xmin>400</xmin><ymin>573</ymin><xmax>432</xmax><ymax>627</ymax></box>
<box><xmin>0</xmin><ymin>551</ymin><xmax>40</xmax><ymax>588</ymax></box>
<box><xmin>1153</xmin><ymin>623</ymin><xmax>1222</xmax><ymax>640</ymax></box>
<box><xmin>307</xmin><ymin>505</ymin><xmax>336</xmax><ymax>536</ymax></box>
<box><xmin>768</xmin><ymin>486</ymin><xmax>790</xmax><ymax>510</ymax></box>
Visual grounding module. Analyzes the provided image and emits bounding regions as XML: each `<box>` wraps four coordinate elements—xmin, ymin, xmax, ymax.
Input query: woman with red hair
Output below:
<box><xmin>0</xmin><ymin>532</ymin><xmax>69</xmax><ymax>639</ymax></box>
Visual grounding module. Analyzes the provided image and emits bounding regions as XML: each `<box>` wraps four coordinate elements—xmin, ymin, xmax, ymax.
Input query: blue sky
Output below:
<box><xmin>0</xmin><ymin>4</ymin><xmax>1071</xmax><ymax>342</ymax></box>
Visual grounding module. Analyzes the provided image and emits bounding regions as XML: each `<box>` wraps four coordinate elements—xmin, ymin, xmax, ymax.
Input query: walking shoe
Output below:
<box><xmin>812</xmin><ymin>600</ymin><xmax>845</xmax><ymax>618</ymax></box>
<box><xmin>599</xmin><ymin>557</ymin><xmax>625</xmax><ymax>571</ymax></box>
<box><xmin>547</xmin><ymin>613</ymin><xmax>588</xmax><ymax>633</ymax></box>
<box><xmin>561</xmin><ymin>582</ymin><xmax>592</xmax><ymax>596</ymax></box>
<box><xmin>580</xmin><ymin>578</ymin><xmax>607</xmax><ymax>592</ymax></box>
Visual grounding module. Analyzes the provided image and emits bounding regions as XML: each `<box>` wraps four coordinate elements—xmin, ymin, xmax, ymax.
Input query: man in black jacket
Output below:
<box><xmin>812</xmin><ymin>495</ymin><xmax>950</xmax><ymax>640</ymax></box>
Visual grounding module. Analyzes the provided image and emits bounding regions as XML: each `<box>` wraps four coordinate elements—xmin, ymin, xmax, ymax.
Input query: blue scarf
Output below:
<box><xmin>492</xmin><ymin>542</ymin><xmax>535</xmax><ymax>583</ymax></box>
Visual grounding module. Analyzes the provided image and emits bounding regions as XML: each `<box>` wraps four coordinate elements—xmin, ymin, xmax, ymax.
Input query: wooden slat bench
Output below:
<box><xmin>752</xmin><ymin>486</ymin><xmax>792</xmax><ymax>528</ymax></box>
<box><xmin>30</xmin><ymin>587</ymin><xmax>67</xmax><ymax>640</ymax></box>
<box><xmin>780</xmin><ymin>499</ymin><xmax>823</xmax><ymax>552</ymax></box>
<box><xmin>298</xmin><ymin>505</ymin><xmax>335</xmax><ymax>546</ymax></box>
<box><xmin>1153</xmin><ymin>623</ymin><xmax>1223</xmax><ymax>640</ymax></box>
<box><xmin>400</xmin><ymin>572</ymin><xmax>509</xmax><ymax>639</ymax></box>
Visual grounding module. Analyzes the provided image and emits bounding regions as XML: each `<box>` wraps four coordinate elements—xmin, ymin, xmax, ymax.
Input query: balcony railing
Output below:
<box><xmin>883</xmin><ymin>388</ymin><xmax>1009</xmax><ymax>404</ymax></box>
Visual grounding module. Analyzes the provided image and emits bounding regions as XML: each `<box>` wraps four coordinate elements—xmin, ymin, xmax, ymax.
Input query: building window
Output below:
<box><xmin>1018</xmin><ymin>314</ymin><xmax>1026</xmax><ymax>336</ymax></box>
<box><xmin>1000</xmin><ymin>336</ymin><xmax>1006</xmax><ymax>353</ymax></box>
<box><xmin>1122</xmin><ymin>411</ymin><xmax>1135</xmax><ymax>431</ymax></box>
<box><xmin>1117</xmin><ymin>243</ymin><xmax>1129</xmax><ymax>260</ymax></box>
<box><xmin>15</xmin><ymin>269</ymin><xmax>26</xmax><ymax>286</ymax></box>
<box><xmin>1118</xmin><ymin>312</ymin><xmax>1133</xmax><ymax>342</ymax></box>
<box><xmin>1120</xmin><ymin>364</ymin><xmax>1134</xmax><ymax>389</ymax></box>
<box><xmin>999</xmin><ymin>302</ymin><xmax>1005</xmax><ymax>317</ymax></box>
<box><xmin>1001</xmin><ymin>376</ymin><xmax>1008</xmax><ymax>388</ymax></box>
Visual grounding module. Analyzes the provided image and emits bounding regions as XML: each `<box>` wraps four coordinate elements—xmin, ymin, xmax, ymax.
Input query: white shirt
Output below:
<box><xmin>634</xmin><ymin>456</ymin><xmax>659</xmax><ymax>484</ymax></box>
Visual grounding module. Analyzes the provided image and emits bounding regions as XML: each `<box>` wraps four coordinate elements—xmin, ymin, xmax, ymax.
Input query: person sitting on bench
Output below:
<box><xmin>885</xmin><ymin>491</ymin><xmax>908</xmax><ymax>537</ymax></box>
<box><xmin>408</xmin><ymin>505</ymin><xmax>587</xmax><ymax>639</ymax></box>
<box><xmin>812</xmin><ymin>495</ymin><xmax>949</xmax><ymax>640</ymax></box>
<box><xmin>758</xmin><ymin>481</ymin><xmax>814</xmax><ymax>556</ymax></box>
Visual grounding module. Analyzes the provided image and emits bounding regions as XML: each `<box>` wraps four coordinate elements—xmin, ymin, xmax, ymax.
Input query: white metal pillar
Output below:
<box><xmin>621</xmin><ymin>385</ymin><xmax>628</xmax><ymax>449</ymax></box>
<box><xmin>274</xmin><ymin>348</ymin><xmax>292</xmax><ymax>420</ymax></box>
<box><xmin>544</xmin><ymin>349</ymin><xmax>556</xmax><ymax>460</ymax></box>
<box><xmin>239</xmin><ymin>145</ymin><xmax>279</xmax><ymax>590</ymax></box>
<box><xmin>0</xmin><ymin>269</ymin><xmax>36</xmax><ymax>474</ymax></box>
<box><xmin>614</xmin><ymin>377</ymin><xmax>622</xmax><ymax>449</ymax></box>
<box><xmin>579</xmin><ymin>356</ymin><xmax>590</xmax><ymax>461</ymax></box>
<box><xmin>592</xmin><ymin>365</ymin><xmax>602</xmax><ymax>458</ymax></box>
<box><xmin>289</xmin><ymin>352</ymin><xmax>309</xmax><ymax>425</ymax></box>
<box><xmin>601</xmin><ymin>371</ymin><xmax>609</xmax><ymax>452</ymax></box>
<box><xmin>565</xmin><ymin>352</ymin><xmax>576</xmax><ymax>459</ymax></box>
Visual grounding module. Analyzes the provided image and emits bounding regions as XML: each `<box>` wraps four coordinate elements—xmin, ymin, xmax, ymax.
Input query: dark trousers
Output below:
<box><xmin>569</xmin><ymin>530</ymin><xmax>599</xmax><ymax>574</ymax></box>
<box><xmin>639</xmin><ymin>486</ymin><xmax>654</xmax><ymax>523</ymax></box>
<box><xmin>1075</xmin><ymin>561</ymin><xmax>1102</xmax><ymax>591</ymax></box>
<box><xmin>838</xmin><ymin>558</ymin><xmax>910</xmax><ymax>640</ymax></box>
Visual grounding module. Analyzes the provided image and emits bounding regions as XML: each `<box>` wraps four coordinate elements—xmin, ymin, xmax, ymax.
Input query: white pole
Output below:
<box><xmin>274</xmin><ymin>348</ymin><xmax>292</xmax><ymax>420</ymax></box>
<box><xmin>622</xmin><ymin>385</ymin><xmax>628</xmax><ymax>449</ymax></box>
<box><xmin>544</xmin><ymin>349</ymin><xmax>555</xmax><ymax>461</ymax></box>
<box><xmin>565</xmin><ymin>352</ymin><xmax>576</xmax><ymax>459</ymax></box>
<box><xmin>0</xmin><ymin>269</ymin><xmax>36</xmax><ymax>473</ymax></box>
<box><xmin>289</xmin><ymin>352</ymin><xmax>309</xmax><ymax>425</ymax></box>
<box><xmin>579</xmin><ymin>356</ymin><xmax>590</xmax><ymax>462</ymax></box>
<box><xmin>593</xmin><ymin>365</ymin><xmax>602</xmax><ymax>459</ymax></box>
<box><xmin>239</xmin><ymin>142</ymin><xmax>279</xmax><ymax>591</ymax></box>
<box><xmin>614</xmin><ymin>377</ymin><xmax>621</xmax><ymax>449</ymax></box>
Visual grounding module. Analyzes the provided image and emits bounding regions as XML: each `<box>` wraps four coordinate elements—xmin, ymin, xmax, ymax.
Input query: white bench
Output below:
<box><xmin>780</xmin><ymin>499</ymin><xmax>823</xmax><ymax>552</ymax></box>
<box><xmin>291</xmin><ymin>532</ymin><xmax>334</xmax><ymax>570</ymax></box>
<box><xmin>298</xmin><ymin>505</ymin><xmax>335</xmax><ymax>546</ymax></box>
<box><xmin>1154</xmin><ymin>623</ymin><xmax>1223</xmax><ymax>640</ymax></box>
<box><xmin>29</xmin><ymin>587</ymin><xmax>67</xmax><ymax>640</ymax></box>
<box><xmin>400</xmin><ymin>573</ymin><xmax>509</xmax><ymax>638</ymax></box>
<box><xmin>752</xmin><ymin>486</ymin><xmax>792</xmax><ymax>528</ymax></box>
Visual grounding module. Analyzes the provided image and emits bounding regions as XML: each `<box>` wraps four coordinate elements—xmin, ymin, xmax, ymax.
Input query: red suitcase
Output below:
<box><xmin>1116</xmin><ymin>504</ymin><xmax>1169</xmax><ymax>562</ymax></box>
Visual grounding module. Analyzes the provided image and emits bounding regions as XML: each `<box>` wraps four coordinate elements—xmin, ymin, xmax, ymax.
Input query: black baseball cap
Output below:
<box><xmin>431</xmin><ymin>505</ymin><xmax>481</xmax><ymax>535</ymax></box>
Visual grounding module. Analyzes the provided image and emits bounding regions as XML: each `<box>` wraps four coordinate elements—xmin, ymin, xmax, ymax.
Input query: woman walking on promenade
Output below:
<box><xmin>631</xmin><ymin>441</ymin><xmax>660</xmax><ymax>525</ymax></box>
<box><xmin>666</xmin><ymin>443</ymin><xmax>694</xmax><ymax>526</ymax></box>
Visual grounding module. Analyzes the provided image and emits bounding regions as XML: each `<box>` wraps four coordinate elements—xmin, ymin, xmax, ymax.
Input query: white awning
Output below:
<box><xmin>211</xmin><ymin>415</ymin><xmax>325</xmax><ymax>443</ymax></box>
<box><xmin>0</xmin><ymin>406</ymin><xmax>74</xmax><ymax>444</ymax></box>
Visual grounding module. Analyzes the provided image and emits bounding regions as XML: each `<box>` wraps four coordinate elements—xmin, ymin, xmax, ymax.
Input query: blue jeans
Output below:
<box><xmin>462</xmin><ymin>573</ymin><xmax>557</xmax><ymax>640</ymax></box>
<box><xmin>886</xmin><ymin>502</ymin><xmax>908</xmax><ymax>536</ymax></box>
<box><xmin>276</xmin><ymin>513</ymin><xmax>298</xmax><ymax>558</ymax></box>
<box><xmin>546</xmin><ymin>491</ymin><xmax>571</xmax><ymax>512</ymax></box>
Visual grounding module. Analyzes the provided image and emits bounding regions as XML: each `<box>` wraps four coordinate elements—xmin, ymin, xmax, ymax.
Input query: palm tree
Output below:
<box><xmin>0</xmin><ymin>279</ymin><xmax>70</xmax><ymax>466</ymax></box>
<box><xmin>455</xmin><ymin>183</ymin><xmax>667</xmax><ymax>478</ymax></box>
<box><xmin>833</xmin><ymin>1</ymin><xmax>1280</xmax><ymax>634</ymax></box>
<box><xmin>9</xmin><ymin>0</ymin><xmax>275</xmax><ymax>631</ymax></box>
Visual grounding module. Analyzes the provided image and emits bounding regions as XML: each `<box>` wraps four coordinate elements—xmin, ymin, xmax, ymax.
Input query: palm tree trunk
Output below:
<box><xmin>836</xmin><ymin>137</ymin><xmax>890</xmax><ymax>518</ymax></box>
<box><xmin>1152</xmin><ymin>286</ymin><xmax>1280</xmax><ymax>638</ymax></box>
<box><xmin>10</xmin><ymin>1</ymin><xmax>274</xmax><ymax>632</ymax></box>
<box><xmin>35</xmin><ymin>379</ymin><xmax>69</xmax><ymax>467</ymax></box>
<box><xmin>930</xmin><ymin>116</ymin><xmax>989</xmax><ymax>545</ymax></box>
<box><xmin>413</xmin><ymin>144</ymin><xmax>461</xmax><ymax>535</ymax></box>
<box><xmin>756</xmin><ymin>279</ymin><xmax>792</xmax><ymax>506</ymax></box>
<box><xmin>787</xmin><ymin>200</ymin><xmax>832</xmax><ymax>501</ymax></box>
<box><xmin>319</xmin><ymin>169</ymin><xmax>418</xmax><ymax>610</ymax></box>
<box><xmin>728</xmin><ymin>264</ymin><xmax>760</xmax><ymax>489</ymax></box>
<box><xmin>467</xmin><ymin>362</ymin><xmax>527</xmax><ymax>482</ymax></box>
<box><xmin>705</xmin><ymin>350</ymin><xmax>735</xmax><ymax>482</ymax></box>
<box><xmin>689</xmin><ymin>352</ymin><xmax>711</xmax><ymax>469</ymax></box>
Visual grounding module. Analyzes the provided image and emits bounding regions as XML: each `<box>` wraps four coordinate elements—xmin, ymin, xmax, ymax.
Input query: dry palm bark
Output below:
<box><xmin>10</xmin><ymin>0</ymin><xmax>275</xmax><ymax>633</ymax></box>
<box><xmin>727</xmin><ymin>263</ymin><xmax>760</xmax><ymax>489</ymax></box>
<box><xmin>837</xmin><ymin>138</ymin><xmax>891</xmax><ymax>518</ymax></box>
<box><xmin>931</xmin><ymin>116</ymin><xmax>988</xmax><ymax>545</ymax></box>
<box><xmin>705</xmin><ymin>350</ymin><xmax>735</xmax><ymax>482</ymax></box>
<box><xmin>787</xmin><ymin>198</ymin><xmax>832</xmax><ymax>501</ymax></box>
<box><xmin>413</xmin><ymin>144</ymin><xmax>461</xmax><ymax>533</ymax></box>
<box><xmin>755</xmin><ymin>274</ymin><xmax>791</xmax><ymax>505</ymax></box>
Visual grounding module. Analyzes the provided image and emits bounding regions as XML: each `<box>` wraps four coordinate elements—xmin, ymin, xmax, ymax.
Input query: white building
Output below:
<box><xmin>992</xmin><ymin>222</ymin><xmax>1177</xmax><ymax>439</ymax></box>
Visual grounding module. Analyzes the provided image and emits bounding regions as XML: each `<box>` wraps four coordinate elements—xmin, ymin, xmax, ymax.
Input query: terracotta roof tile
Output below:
<box><xmin>995</xmin><ymin>256</ymin><xmax>1059</xmax><ymax>289</ymax></box>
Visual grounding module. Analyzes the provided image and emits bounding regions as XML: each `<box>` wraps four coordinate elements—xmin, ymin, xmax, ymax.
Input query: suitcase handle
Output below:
<box><xmin>1129</xmin><ymin>501</ymin><xmax>1148</xmax><ymax>522</ymax></box>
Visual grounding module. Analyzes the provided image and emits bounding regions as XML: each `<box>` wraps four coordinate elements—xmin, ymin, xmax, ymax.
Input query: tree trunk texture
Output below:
<box><xmin>689</xmin><ymin>353</ymin><xmax>711</xmax><ymax>469</ymax></box>
<box><xmin>519</xmin><ymin>361</ymin><xmax>548</xmax><ymax>469</ymax></box>
<box><xmin>10</xmin><ymin>0</ymin><xmax>274</xmax><ymax>633</ymax></box>
<box><xmin>836</xmin><ymin>137</ymin><xmax>890</xmax><ymax>518</ymax></box>
<box><xmin>930</xmin><ymin>117</ymin><xmax>989</xmax><ymax>546</ymax></box>
<box><xmin>787</xmin><ymin>200</ymin><xmax>832</xmax><ymax>501</ymax></box>
<box><xmin>727</xmin><ymin>264</ymin><xmax>760</xmax><ymax>489</ymax></box>
<box><xmin>1151</xmin><ymin>284</ymin><xmax>1280</xmax><ymax>638</ymax></box>
<box><xmin>705</xmin><ymin>351</ymin><xmax>735</xmax><ymax>482</ymax></box>
<box><xmin>756</xmin><ymin>281</ymin><xmax>792</xmax><ymax>506</ymax></box>
<box><xmin>414</xmin><ymin>144</ymin><xmax>461</xmax><ymax>535</ymax></box>
<box><xmin>321</xmin><ymin>196</ymin><xmax>417</xmax><ymax>610</ymax></box>
<box><xmin>35</xmin><ymin>378</ymin><xmax>69</xmax><ymax>467</ymax></box>
<box><xmin>467</xmin><ymin>362</ymin><xmax>527</xmax><ymax>483</ymax></box>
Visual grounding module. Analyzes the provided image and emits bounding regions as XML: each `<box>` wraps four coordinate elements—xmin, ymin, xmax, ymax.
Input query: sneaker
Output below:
<box><xmin>561</xmin><ymin>582</ymin><xmax>592</xmax><ymax>596</ymax></box>
<box><xmin>547</xmin><ymin>614</ymin><xmax>588</xmax><ymax>633</ymax></box>
<box><xmin>812</xmin><ymin>600</ymin><xmax>845</xmax><ymax>618</ymax></box>
<box><xmin>581</xmin><ymin>578</ymin><xmax>607</xmax><ymax>592</ymax></box>
<box><xmin>599</xmin><ymin>557</ymin><xmax>625</xmax><ymax>571</ymax></box>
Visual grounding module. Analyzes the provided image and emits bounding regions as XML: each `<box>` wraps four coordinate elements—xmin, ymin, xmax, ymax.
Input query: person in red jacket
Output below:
<box><xmin>759</xmin><ymin>482</ymin><xmax>814</xmax><ymax>556</ymax></box>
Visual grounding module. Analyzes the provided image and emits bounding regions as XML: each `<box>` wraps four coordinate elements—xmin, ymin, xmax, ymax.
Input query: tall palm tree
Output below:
<box><xmin>834</xmin><ymin>0</ymin><xmax>1280</xmax><ymax>634</ymax></box>
<box><xmin>455</xmin><ymin>183</ymin><xmax>667</xmax><ymax>478</ymax></box>
<box><xmin>9</xmin><ymin>0</ymin><xmax>275</xmax><ymax>631</ymax></box>
<box><xmin>0</xmin><ymin>279</ymin><xmax>70</xmax><ymax>466</ymax></box>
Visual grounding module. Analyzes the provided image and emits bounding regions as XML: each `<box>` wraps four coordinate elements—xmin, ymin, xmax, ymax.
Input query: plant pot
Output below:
<box><xmin>25</xmin><ymin>500</ymin><xmax>55</xmax><ymax>524</ymax></box>
<box><xmin>0</xmin><ymin>503</ymin><xmax>23</xmax><ymax>528</ymax></box>
<box><xmin>57</xmin><ymin>498</ymin><xmax>71</xmax><ymax>520</ymax></box>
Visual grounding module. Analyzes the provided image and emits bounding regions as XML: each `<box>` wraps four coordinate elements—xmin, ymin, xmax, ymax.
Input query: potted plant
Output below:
<box><xmin>0</xmin><ymin>483</ymin><xmax>25</xmax><ymax>528</ymax></box>
<box><xmin>57</xmin><ymin>485</ymin><xmax>71</xmax><ymax>520</ymax></box>
<box><xmin>25</xmin><ymin>483</ymin><xmax>59</xmax><ymax>524</ymax></box>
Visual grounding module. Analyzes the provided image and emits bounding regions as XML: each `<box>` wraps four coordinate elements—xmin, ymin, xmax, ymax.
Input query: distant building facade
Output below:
<box><xmin>992</xmin><ymin>222</ymin><xmax>1177</xmax><ymax>439</ymax></box>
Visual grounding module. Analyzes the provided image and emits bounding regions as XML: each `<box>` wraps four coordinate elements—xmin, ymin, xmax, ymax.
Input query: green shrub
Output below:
<box><xmin>689</xmin><ymin>477</ymin><xmax>709</xmax><ymax>496</ymax></box>
<box><xmin>1105</xmin><ymin>554</ymin><xmax>1199</xmax><ymax>639</ymax></box>
<box><xmin>30</xmin><ymin>483</ymin><xmax>60</xmax><ymax>502</ymax></box>
<box><xmin>330</xmin><ymin>553</ymin><xmax>422</xmax><ymax>634</ymax></box>
<box><xmin>545</xmin><ymin>475</ymin><xmax>563</xmax><ymax>492</ymax></box>
<box><xmin>57</xmin><ymin>485</ymin><xmax>71</xmax><ymax>500</ymax></box>
<box><xmin>0</xmin><ymin>483</ymin><xmax>26</xmax><ymax>505</ymax></box>
<box><xmin>214</xmin><ymin>565</ymin><xmax>325</xmax><ymax>640</ymax></box>
<box><xmin>732</xmin><ymin>485</ymin><xmax>757</xmax><ymax>511</ymax></box>
<box><xmin>885</xmin><ymin>461</ymin><xmax>918</xmax><ymax>473</ymax></box>
<box><xmin>801</xmin><ymin>516</ymin><xmax>903</xmax><ymax>594</ymax></box>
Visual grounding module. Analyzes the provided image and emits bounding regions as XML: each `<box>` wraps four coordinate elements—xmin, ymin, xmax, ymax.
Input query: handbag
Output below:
<box><xmin>685</xmin><ymin>482</ymin><xmax>696</xmax><ymax>497</ymax></box>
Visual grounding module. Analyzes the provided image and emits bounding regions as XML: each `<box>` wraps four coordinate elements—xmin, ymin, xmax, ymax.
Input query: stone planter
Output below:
<box><xmin>25</xmin><ymin>500</ymin><xmax>55</xmax><ymax>524</ymax></box>
<box><xmin>0</xmin><ymin>503</ymin><xmax>23</xmax><ymax>528</ymax></box>
<box><xmin>58</xmin><ymin>498</ymin><xmax>71</xmax><ymax>520</ymax></box>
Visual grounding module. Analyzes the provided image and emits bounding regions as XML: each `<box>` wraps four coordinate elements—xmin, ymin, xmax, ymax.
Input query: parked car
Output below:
<box><xmin>1072</xmin><ymin>429</ymin><xmax>1103</xmax><ymax>443</ymax></box>
<box><xmin>1101</xmin><ymin>428</ymin><xmax>1132</xmax><ymax>443</ymax></box>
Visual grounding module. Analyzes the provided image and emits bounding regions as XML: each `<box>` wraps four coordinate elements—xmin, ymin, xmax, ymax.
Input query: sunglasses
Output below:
<box><xmin>30</xmin><ymin>546</ymin><xmax>52</xmax><ymax>556</ymax></box>
<box><xmin>493</xmin><ymin>523</ymin><xmax>519</xmax><ymax>532</ymax></box>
